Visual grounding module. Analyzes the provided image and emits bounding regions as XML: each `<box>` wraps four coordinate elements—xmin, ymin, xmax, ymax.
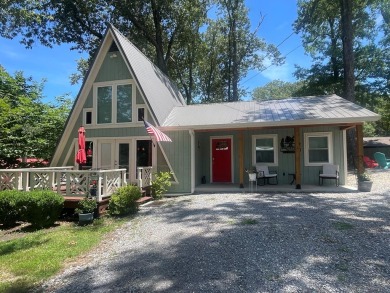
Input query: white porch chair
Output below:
<box><xmin>256</xmin><ymin>165</ymin><xmax>278</xmax><ymax>185</ymax></box>
<box><xmin>319</xmin><ymin>164</ymin><xmax>339</xmax><ymax>186</ymax></box>
<box><xmin>248</xmin><ymin>172</ymin><xmax>257</xmax><ymax>192</ymax></box>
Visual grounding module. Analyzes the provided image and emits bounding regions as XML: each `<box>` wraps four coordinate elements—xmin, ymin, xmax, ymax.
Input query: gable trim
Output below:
<box><xmin>51</xmin><ymin>29</ymin><xmax>115</xmax><ymax>166</ymax></box>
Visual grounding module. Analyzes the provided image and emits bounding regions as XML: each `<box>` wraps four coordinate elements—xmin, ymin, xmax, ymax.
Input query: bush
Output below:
<box><xmin>22</xmin><ymin>190</ymin><xmax>64</xmax><ymax>228</ymax></box>
<box><xmin>108</xmin><ymin>185</ymin><xmax>141</xmax><ymax>216</ymax></box>
<box><xmin>0</xmin><ymin>190</ymin><xmax>25</xmax><ymax>227</ymax></box>
<box><xmin>151</xmin><ymin>171</ymin><xmax>172</xmax><ymax>199</ymax></box>
<box><xmin>75</xmin><ymin>197</ymin><xmax>97</xmax><ymax>214</ymax></box>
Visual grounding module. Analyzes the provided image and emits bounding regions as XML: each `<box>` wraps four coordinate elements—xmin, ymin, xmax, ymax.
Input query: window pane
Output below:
<box><xmin>86</xmin><ymin>111</ymin><xmax>92</xmax><ymax>124</ymax></box>
<box><xmin>118</xmin><ymin>143</ymin><xmax>130</xmax><ymax>174</ymax></box>
<box><xmin>309</xmin><ymin>137</ymin><xmax>328</xmax><ymax>148</ymax></box>
<box><xmin>117</xmin><ymin>84</ymin><xmax>132</xmax><ymax>123</ymax></box>
<box><xmin>97</xmin><ymin>86</ymin><xmax>112</xmax><ymax>124</ymax></box>
<box><xmin>309</xmin><ymin>149</ymin><xmax>329</xmax><ymax>162</ymax></box>
<box><xmin>308</xmin><ymin>136</ymin><xmax>329</xmax><ymax>163</ymax></box>
<box><xmin>138</xmin><ymin>108</ymin><xmax>145</xmax><ymax>121</ymax></box>
<box><xmin>255</xmin><ymin>138</ymin><xmax>274</xmax><ymax>163</ymax></box>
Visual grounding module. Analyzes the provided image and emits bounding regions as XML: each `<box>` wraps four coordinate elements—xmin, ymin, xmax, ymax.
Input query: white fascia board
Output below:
<box><xmin>160</xmin><ymin>116</ymin><xmax>380</xmax><ymax>131</ymax></box>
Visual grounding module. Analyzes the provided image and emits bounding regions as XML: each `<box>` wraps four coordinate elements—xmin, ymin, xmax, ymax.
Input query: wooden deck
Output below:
<box><xmin>1</xmin><ymin>166</ymin><xmax>155</xmax><ymax>217</ymax></box>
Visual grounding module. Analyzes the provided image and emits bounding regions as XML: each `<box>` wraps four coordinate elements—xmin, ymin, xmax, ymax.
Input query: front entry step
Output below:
<box><xmin>136</xmin><ymin>196</ymin><xmax>153</xmax><ymax>206</ymax></box>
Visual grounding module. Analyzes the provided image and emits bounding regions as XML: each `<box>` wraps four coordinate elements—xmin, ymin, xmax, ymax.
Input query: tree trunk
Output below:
<box><xmin>151</xmin><ymin>0</ymin><xmax>169</xmax><ymax>75</ymax></box>
<box><xmin>340</xmin><ymin>0</ymin><xmax>355</xmax><ymax>102</ymax></box>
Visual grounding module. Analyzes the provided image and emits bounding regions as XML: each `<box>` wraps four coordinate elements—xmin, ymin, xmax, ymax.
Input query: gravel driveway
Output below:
<box><xmin>41</xmin><ymin>174</ymin><xmax>390</xmax><ymax>293</ymax></box>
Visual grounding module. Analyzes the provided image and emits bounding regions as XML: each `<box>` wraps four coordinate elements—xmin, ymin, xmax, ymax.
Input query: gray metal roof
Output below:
<box><xmin>110</xmin><ymin>24</ymin><xmax>186</xmax><ymax>125</ymax></box>
<box><xmin>163</xmin><ymin>95</ymin><xmax>380</xmax><ymax>129</ymax></box>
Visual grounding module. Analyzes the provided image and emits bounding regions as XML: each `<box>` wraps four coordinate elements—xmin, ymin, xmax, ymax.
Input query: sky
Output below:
<box><xmin>0</xmin><ymin>0</ymin><xmax>311</xmax><ymax>102</ymax></box>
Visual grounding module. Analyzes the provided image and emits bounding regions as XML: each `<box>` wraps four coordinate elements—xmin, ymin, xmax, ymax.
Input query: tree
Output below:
<box><xmin>0</xmin><ymin>0</ymin><xmax>210</xmax><ymax>104</ymax></box>
<box><xmin>294</xmin><ymin>0</ymin><xmax>390</xmax><ymax>137</ymax></box>
<box><xmin>197</xmin><ymin>0</ymin><xmax>283</xmax><ymax>103</ymax></box>
<box><xmin>0</xmin><ymin>0</ymin><xmax>283</xmax><ymax>104</ymax></box>
<box><xmin>252</xmin><ymin>80</ymin><xmax>305</xmax><ymax>100</ymax></box>
<box><xmin>0</xmin><ymin>66</ymin><xmax>71</xmax><ymax>167</ymax></box>
<box><xmin>339</xmin><ymin>0</ymin><xmax>355</xmax><ymax>102</ymax></box>
<box><xmin>294</xmin><ymin>0</ymin><xmax>378</xmax><ymax>100</ymax></box>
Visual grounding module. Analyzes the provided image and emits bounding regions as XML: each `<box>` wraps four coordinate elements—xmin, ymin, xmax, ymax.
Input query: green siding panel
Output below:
<box><xmin>95</xmin><ymin>53</ymin><xmax>132</xmax><ymax>82</ymax></box>
<box><xmin>160</xmin><ymin>130</ymin><xmax>192</xmax><ymax>193</ymax></box>
<box><xmin>136</xmin><ymin>88</ymin><xmax>145</xmax><ymax>104</ymax></box>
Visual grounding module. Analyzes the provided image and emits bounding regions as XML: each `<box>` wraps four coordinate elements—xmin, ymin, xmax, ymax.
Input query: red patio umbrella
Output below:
<box><xmin>75</xmin><ymin>126</ymin><xmax>87</xmax><ymax>165</ymax></box>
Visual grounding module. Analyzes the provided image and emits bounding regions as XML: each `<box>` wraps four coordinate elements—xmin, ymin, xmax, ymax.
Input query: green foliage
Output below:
<box><xmin>75</xmin><ymin>197</ymin><xmax>97</xmax><ymax>214</ymax></box>
<box><xmin>0</xmin><ymin>66</ymin><xmax>72</xmax><ymax>167</ymax></box>
<box><xmin>357</xmin><ymin>172</ymin><xmax>371</xmax><ymax>182</ymax></box>
<box><xmin>0</xmin><ymin>190</ymin><xmax>25</xmax><ymax>227</ymax></box>
<box><xmin>22</xmin><ymin>191</ymin><xmax>64</xmax><ymax>228</ymax></box>
<box><xmin>0</xmin><ymin>1</ymin><xmax>284</xmax><ymax>104</ymax></box>
<box><xmin>151</xmin><ymin>171</ymin><xmax>173</xmax><ymax>199</ymax></box>
<box><xmin>0</xmin><ymin>190</ymin><xmax>64</xmax><ymax>228</ymax></box>
<box><xmin>197</xmin><ymin>1</ymin><xmax>283</xmax><ymax>103</ymax></box>
<box><xmin>294</xmin><ymin>0</ymin><xmax>390</xmax><ymax>135</ymax></box>
<box><xmin>108</xmin><ymin>185</ymin><xmax>142</xmax><ymax>216</ymax></box>
<box><xmin>252</xmin><ymin>80</ymin><xmax>305</xmax><ymax>100</ymax></box>
<box><xmin>363</xmin><ymin>122</ymin><xmax>377</xmax><ymax>137</ymax></box>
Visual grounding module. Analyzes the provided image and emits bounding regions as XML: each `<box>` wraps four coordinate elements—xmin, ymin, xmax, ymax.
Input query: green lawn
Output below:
<box><xmin>0</xmin><ymin>217</ymin><xmax>126</xmax><ymax>293</ymax></box>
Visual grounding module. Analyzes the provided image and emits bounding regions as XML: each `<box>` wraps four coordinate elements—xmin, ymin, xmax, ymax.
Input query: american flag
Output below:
<box><xmin>144</xmin><ymin>121</ymin><xmax>172</xmax><ymax>142</ymax></box>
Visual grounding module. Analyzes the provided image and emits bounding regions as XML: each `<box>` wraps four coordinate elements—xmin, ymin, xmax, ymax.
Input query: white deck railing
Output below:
<box><xmin>137</xmin><ymin>167</ymin><xmax>153</xmax><ymax>189</ymax></box>
<box><xmin>0</xmin><ymin>167</ymin><xmax>127</xmax><ymax>202</ymax></box>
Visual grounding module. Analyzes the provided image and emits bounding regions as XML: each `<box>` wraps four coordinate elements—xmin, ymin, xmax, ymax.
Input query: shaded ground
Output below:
<box><xmin>40</xmin><ymin>187</ymin><xmax>390</xmax><ymax>293</ymax></box>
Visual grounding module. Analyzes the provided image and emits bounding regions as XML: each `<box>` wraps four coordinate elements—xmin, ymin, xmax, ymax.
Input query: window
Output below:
<box><xmin>86</xmin><ymin>111</ymin><xmax>92</xmax><ymax>125</ymax></box>
<box><xmin>94</xmin><ymin>81</ymin><xmax>134</xmax><ymax>125</ymax></box>
<box><xmin>117</xmin><ymin>84</ymin><xmax>132</xmax><ymax>123</ymax></box>
<box><xmin>83</xmin><ymin>108</ymin><xmax>93</xmax><ymax>125</ymax></box>
<box><xmin>252</xmin><ymin>135</ymin><xmax>278</xmax><ymax>166</ymax></box>
<box><xmin>304</xmin><ymin>132</ymin><xmax>333</xmax><ymax>166</ymax></box>
<box><xmin>97</xmin><ymin>86</ymin><xmax>112</xmax><ymax>124</ymax></box>
<box><xmin>137</xmin><ymin>107</ymin><xmax>145</xmax><ymax>122</ymax></box>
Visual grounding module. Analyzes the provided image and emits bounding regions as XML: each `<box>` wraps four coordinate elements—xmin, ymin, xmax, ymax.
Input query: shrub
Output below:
<box><xmin>151</xmin><ymin>171</ymin><xmax>172</xmax><ymax>199</ymax></box>
<box><xmin>108</xmin><ymin>185</ymin><xmax>141</xmax><ymax>216</ymax></box>
<box><xmin>22</xmin><ymin>190</ymin><xmax>64</xmax><ymax>228</ymax></box>
<box><xmin>75</xmin><ymin>197</ymin><xmax>97</xmax><ymax>214</ymax></box>
<box><xmin>357</xmin><ymin>172</ymin><xmax>371</xmax><ymax>182</ymax></box>
<box><xmin>0</xmin><ymin>190</ymin><xmax>25</xmax><ymax>227</ymax></box>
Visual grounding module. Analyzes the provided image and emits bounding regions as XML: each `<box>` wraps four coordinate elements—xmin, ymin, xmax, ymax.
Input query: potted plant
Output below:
<box><xmin>75</xmin><ymin>197</ymin><xmax>97</xmax><ymax>224</ymax></box>
<box><xmin>357</xmin><ymin>171</ymin><xmax>373</xmax><ymax>192</ymax></box>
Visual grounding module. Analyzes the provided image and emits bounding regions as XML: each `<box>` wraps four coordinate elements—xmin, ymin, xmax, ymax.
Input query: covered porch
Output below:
<box><xmin>193</xmin><ymin>123</ymin><xmax>365</xmax><ymax>191</ymax></box>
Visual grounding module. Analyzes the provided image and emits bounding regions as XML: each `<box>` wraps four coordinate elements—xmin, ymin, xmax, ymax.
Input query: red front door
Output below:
<box><xmin>212</xmin><ymin>138</ymin><xmax>232</xmax><ymax>182</ymax></box>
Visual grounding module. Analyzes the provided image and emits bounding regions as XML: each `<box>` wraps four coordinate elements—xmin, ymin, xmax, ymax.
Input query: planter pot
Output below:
<box><xmin>78</xmin><ymin>213</ymin><xmax>94</xmax><ymax>225</ymax></box>
<box><xmin>358</xmin><ymin>181</ymin><xmax>373</xmax><ymax>192</ymax></box>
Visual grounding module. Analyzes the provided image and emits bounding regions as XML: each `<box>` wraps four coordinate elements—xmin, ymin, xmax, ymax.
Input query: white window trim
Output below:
<box><xmin>83</xmin><ymin>108</ymin><xmax>93</xmax><ymax>125</ymax></box>
<box><xmin>252</xmin><ymin>134</ymin><xmax>278</xmax><ymax>166</ymax></box>
<box><xmin>93</xmin><ymin>79</ymin><xmax>136</xmax><ymax>127</ymax></box>
<box><xmin>304</xmin><ymin>132</ymin><xmax>333</xmax><ymax>166</ymax></box>
<box><xmin>136</xmin><ymin>105</ymin><xmax>147</xmax><ymax>122</ymax></box>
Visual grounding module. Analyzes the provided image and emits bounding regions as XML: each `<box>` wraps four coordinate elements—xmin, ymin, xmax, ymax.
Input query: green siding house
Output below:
<box><xmin>51</xmin><ymin>24</ymin><xmax>380</xmax><ymax>194</ymax></box>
